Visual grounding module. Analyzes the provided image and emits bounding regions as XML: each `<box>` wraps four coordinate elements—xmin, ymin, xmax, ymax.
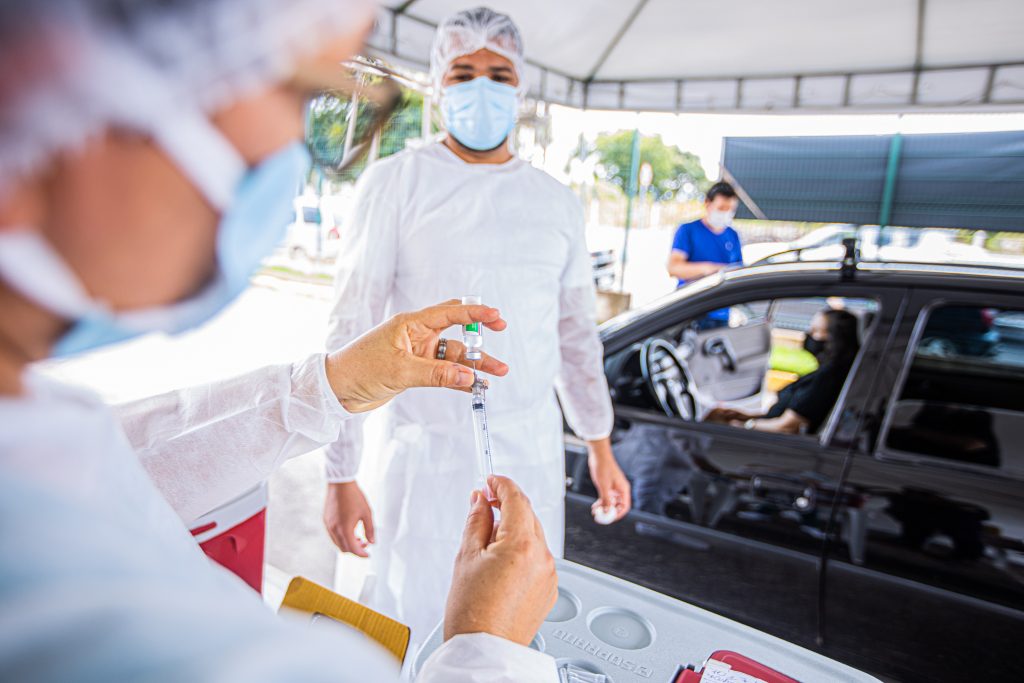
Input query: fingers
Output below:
<box><xmin>487</xmin><ymin>475</ymin><xmax>540</xmax><ymax>540</ymax></box>
<box><xmin>460</xmin><ymin>489</ymin><xmax>495</xmax><ymax>554</ymax></box>
<box><xmin>591</xmin><ymin>480</ymin><xmax>632</xmax><ymax>523</ymax></box>
<box><xmin>345</xmin><ymin>526</ymin><xmax>370</xmax><ymax>558</ymax></box>
<box><xmin>328</xmin><ymin>522</ymin><xmax>369</xmax><ymax>558</ymax></box>
<box><xmin>616</xmin><ymin>482</ymin><xmax>633</xmax><ymax>519</ymax></box>
<box><xmin>362</xmin><ymin>512</ymin><xmax>376</xmax><ymax>545</ymax></box>
<box><xmin>619</xmin><ymin>478</ymin><xmax>633</xmax><ymax>511</ymax></box>
<box><xmin>441</xmin><ymin>339</ymin><xmax>509</xmax><ymax>377</ymax></box>
<box><xmin>416</xmin><ymin>301</ymin><xmax>508</xmax><ymax>332</ymax></box>
<box><xmin>608</xmin><ymin>494</ymin><xmax>630</xmax><ymax>522</ymax></box>
<box><xmin>404</xmin><ymin>356</ymin><xmax>476</xmax><ymax>389</ymax></box>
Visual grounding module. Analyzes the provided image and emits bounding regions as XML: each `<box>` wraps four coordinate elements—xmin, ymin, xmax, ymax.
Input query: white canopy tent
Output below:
<box><xmin>367</xmin><ymin>0</ymin><xmax>1024</xmax><ymax>113</ymax></box>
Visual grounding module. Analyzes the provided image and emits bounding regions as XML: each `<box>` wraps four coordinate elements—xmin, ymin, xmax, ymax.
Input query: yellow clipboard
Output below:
<box><xmin>279</xmin><ymin>576</ymin><xmax>411</xmax><ymax>663</ymax></box>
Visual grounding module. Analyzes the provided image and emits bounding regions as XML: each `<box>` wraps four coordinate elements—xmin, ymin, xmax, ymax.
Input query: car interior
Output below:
<box><xmin>605</xmin><ymin>296</ymin><xmax>878</xmax><ymax>436</ymax></box>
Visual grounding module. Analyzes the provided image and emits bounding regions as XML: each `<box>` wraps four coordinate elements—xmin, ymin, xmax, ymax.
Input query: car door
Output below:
<box><xmin>564</xmin><ymin>281</ymin><xmax>902</xmax><ymax>653</ymax></box>
<box><xmin>822</xmin><ymin>289</ymin><xmax>1024</xmax><ymax>681</ymax></box>
<box><xmin>686</xmin><ymin>306</ymin><xmax>771</xmax><ymax>404</ymax></box>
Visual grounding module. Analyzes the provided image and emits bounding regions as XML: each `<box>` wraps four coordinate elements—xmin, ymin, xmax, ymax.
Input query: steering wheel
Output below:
<box><xmin>640</xmin><ymin>338</ymin><xmax>696</xmax><ymax>420</ymax></box>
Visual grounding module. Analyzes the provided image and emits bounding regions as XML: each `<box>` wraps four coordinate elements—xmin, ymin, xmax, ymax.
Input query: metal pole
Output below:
<box><xmin>341</xmin><ymin>75</ymin><xmax>364</xmax><ymax>159</ymax></box>
<box><xmin>367</xmin><ymin>129</ymin><xmax>381</xmax><ymax>164</ymax></box>
<box><xmin>877</xmin><ymin>133</ymin><xmax>903</xmax><ymax>248</ymax></box>
<box><xmin>539</xmin><ymin>100</ymin><xmax>550</xmax><ymax>165</ymax></box>
<box><xmin>619</xmin><ymin>128</ymin><xmax>641</xmax><ymax>292</ymax></box>
<box><xmin>315</xmin><ymin>168</ymin><xmax>324</xmax><ymax>259</ymax></box>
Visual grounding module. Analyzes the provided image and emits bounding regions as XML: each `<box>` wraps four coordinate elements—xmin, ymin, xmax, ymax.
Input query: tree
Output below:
<box><xmin>589</xmin><ymin>131</ymin><xmax>709</xmax><ymax>202</ymax></box>
<box><xmin>378</xmin><ymin>90</ymin><xmax>425</xmax><ymax>158</ymax></box>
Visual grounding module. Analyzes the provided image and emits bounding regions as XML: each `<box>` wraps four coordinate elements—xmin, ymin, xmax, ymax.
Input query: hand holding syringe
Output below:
<box><xmin>462</xmin><ymin>295</ymin><xmax>497</xmax><ymax>500</ymax></box>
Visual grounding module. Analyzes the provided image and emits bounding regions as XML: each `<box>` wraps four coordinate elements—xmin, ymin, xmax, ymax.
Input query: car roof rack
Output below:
<box><xmin>748</xmin><ymin>239</ymin><xmax>861</xmax><ymax>275</ymax></box>
<box><xmin>748</xmin><ymin>244</ymin><xmax>1024</xmax><ymax>280</ymax></box>
<box><xmin>840</xmin><ymin>237</ymin><xmax>858</xmax><ymax>281</ymax></box>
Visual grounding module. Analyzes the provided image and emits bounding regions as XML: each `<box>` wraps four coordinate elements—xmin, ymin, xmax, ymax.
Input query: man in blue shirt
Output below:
<box><xmin>667</xmin><ymin>181</ymin><xmax>742</xmax><ymax>327</ymax></box>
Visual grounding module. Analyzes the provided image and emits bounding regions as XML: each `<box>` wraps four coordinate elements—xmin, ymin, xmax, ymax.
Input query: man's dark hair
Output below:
<box><xmin>705</xmin><ymin>181</ymin><xmax>737</xmax><ymax>203</ymax></box>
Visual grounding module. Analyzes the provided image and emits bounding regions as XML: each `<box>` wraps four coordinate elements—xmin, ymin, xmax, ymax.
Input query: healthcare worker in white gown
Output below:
<box><xmin>0</xmin><ymin>1</ymin><xmax>560</xmax><ymax>681</ymax></box>
<box><xmin>323</xmin><ymin>7</ymin><xmax>633</xmax><ymax>642</ymax></box>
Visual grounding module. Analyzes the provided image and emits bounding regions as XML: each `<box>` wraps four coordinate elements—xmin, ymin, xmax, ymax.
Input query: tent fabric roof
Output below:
<box><xmin>723</xmin><ymin>131</ymin><xmax>1024</xmax><ymax>231</ymax></box>
<box><xmin>368</xmin><ymin>0</ymin><xmax>1024</xmax><ymax>112</ymax></box>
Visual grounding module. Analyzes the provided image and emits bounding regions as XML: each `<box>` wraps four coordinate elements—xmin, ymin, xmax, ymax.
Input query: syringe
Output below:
<box><xmin>470</xmin><ymin>377</ymin><xmax>496</xmax><ymax>499</ymax></box>
<box><xmin>462</xmin><ymin>295</ymin><xmax>495</xmax><ymax>498</ymax></box>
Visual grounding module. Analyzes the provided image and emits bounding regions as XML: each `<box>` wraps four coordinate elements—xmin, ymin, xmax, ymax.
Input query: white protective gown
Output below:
<box><xmin>324</xmin><ymin>141</ymin><xmax>614</xmax><ymax>642</ymax></box>
<box><xmin>0</xmin><ymin>354</ymin><xmax>556</xmax><ymax>682</ymax></box>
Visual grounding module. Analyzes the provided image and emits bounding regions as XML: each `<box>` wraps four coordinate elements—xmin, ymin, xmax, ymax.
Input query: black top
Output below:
<box><xmin>765</xmin><ymin>359</ymin><xmax>852</xmax><ymax>433</ymax></box>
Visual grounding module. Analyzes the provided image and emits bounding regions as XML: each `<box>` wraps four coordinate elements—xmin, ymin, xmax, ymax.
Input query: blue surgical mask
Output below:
<box><xmin>441</xmin><ymin>76</ymin><xmax>518</xmax><ymax>152</ymax></box>
<box><xmin>0</xmin><ymin>116</ymin><xmax>310</xmax><ymax>358</ymax></box>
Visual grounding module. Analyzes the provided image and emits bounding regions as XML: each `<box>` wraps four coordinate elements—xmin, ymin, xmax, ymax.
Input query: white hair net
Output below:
<box><xmin>430</xmin><ymin>6</ymin><xmax>526</xmax><ymax>95</ymax></box>
<box><xmin>0</xmin><ymin>0</ymin><xmax>378</xmax><ymax>196</ymax></box>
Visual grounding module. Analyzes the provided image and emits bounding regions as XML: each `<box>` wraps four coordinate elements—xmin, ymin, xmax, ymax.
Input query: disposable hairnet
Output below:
<box><xmin>430</xmin><ymin>6</ymin><xmax>526</xmax><ymax>94</ymax></box>
<box><xmin>0</xmin><ymin>0</ymin><xmax>377</xmax><ymax>196</ymax></box>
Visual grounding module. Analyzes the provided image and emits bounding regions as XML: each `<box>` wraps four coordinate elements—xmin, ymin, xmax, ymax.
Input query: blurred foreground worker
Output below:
<box><xmin>322</xmin><ymin>6</ymin><xmax>631</xmax><ymax>643</ymax></box>
<box><xmin>667</xmin><ymin>181</ymin><xmax>742</xmax><ymax>328</ymax></box>
<box><xmin>0</xmin><ymin>1</ymin><xmax>558</xmax><ymax>680</ymax></box>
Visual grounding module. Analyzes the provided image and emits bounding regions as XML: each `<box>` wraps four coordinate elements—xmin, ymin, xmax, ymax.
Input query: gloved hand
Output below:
<box><xmin>324</xmin><ymin>481</ymin><xmax>375</xmax><ymax>557</ymax></box>
<box><xmin>444</xmin><ymin>475</ymin><xmax>558</xmax><ymax>647</ymax></box>
<box><xmin>324</xmin><ymin>299</ymin><xmax>509</xmax><ymax>413</ymax></box>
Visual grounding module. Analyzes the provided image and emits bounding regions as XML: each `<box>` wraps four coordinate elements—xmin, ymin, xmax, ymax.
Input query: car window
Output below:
<box><xmin>883</xmin><ymin>305</ymin><xmax>1024</xmax><ymax>475</ymax></box>
<box><xmin>612</xmin><ymin>296</ymin><xmax>877</xmax><ymax>438</ymax></box>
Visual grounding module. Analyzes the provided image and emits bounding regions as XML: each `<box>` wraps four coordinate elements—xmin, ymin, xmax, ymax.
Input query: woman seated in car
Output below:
<box><xmin>706</xmin><ymin>309</ymin><xmax>860</xmax><ymax>434</ymax></box>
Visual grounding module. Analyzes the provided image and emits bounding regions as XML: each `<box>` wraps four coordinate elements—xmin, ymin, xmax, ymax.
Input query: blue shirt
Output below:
<box><xmin>671</xmin><ymin>219</ymin><xmax>742</xmax><ymax>324</ymax></box>
<box><xmin>671</xmin><ymin>219</ymin><xmax>742</xmax><ymax>288</ymax></box>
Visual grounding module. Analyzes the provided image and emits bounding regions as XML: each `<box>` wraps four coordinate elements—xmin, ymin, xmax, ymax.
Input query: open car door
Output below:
<box><xmin>683</xmin><ymin>305</ymin><xmax>772</xmax><ymax>406</ymax></box>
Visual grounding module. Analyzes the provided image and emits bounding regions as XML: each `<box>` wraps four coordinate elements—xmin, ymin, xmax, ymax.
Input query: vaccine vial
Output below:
<box><xmin>461</xmin><ymin>295</ymin><xmax>483</xmax><ymax>361</ymax></box>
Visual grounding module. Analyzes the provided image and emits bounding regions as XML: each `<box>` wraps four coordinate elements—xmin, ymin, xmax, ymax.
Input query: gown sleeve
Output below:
<box><xmin>322</xmin><ymin>161</ymin><xmax>402</xmax><ymax>483</ymax></box>
<box><xmin>417</xmin><ymin>634</ymin><xmax>557</xmax><ymax>682</ymax></box>
<box><xmin>115</xmin><ymin>352</ymin><xmax>349</xmax><ymax>523</ymax></box>
<box><xmin>553</xmin><ymin>193</ymin><xmax>614</xmax><ymax>442</ymax></box>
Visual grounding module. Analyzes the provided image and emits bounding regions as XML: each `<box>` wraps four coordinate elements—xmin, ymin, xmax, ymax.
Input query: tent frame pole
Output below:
<box><xmin>620</xmin><ymin>129</ymin><xmax>641</xmax><ymax>292</ymax></box>
<box><xmin>877</xmin><ymin>133</ymin><xmax>904</xmax><ymax>247</ymax></box>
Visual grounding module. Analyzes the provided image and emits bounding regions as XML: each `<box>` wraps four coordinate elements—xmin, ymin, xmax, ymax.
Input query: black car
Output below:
<box><xmin>563</xmin><ymin>259</ymin><xmax>1024</xmax><ymax>682</ymax></box>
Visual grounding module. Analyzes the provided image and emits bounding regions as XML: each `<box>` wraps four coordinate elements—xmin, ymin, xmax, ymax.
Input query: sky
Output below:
<box><xmin>536</xmin><ymin>106</ymin><xmax>1024</xmax><ymax>183</ymax></box>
